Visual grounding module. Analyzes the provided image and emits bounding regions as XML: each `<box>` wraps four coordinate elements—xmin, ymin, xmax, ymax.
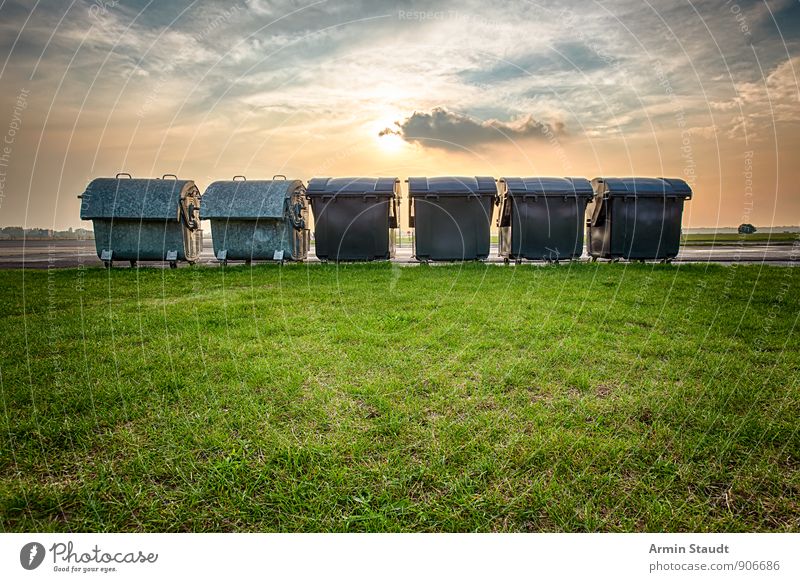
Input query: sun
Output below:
<box><xmin>373</xmin><ymin>117</ymin><xmax>407</xmax><ymax>154</ymax></box>
<box><xmin>377</xmin><ymin>131</ymin><xmax>405</xmax><ymax>153</ymax></box>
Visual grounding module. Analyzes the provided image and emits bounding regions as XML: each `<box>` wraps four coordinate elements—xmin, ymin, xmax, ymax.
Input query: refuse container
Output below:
<box><xmin>201</xmin><ymin>175</ymin><xmax>309</xmax><ymax>264</ymax></box>
<box><xmin>78</xmin><ymin>173</ymin><xmax>202</xmax><ymax>268</ymax></box>
<box><xmin>306</xmin><ymin>177</ymin><xmax>399</xmax><ymax>261</ymax></box>
<box><xmin>497</xmin><ymin>177</ymin><xmax>593</xmax><ymax>263</ymax></box>
<box><xmin>408</xmin><ymin>176</ymin><xmax>497</xmax><ymax>261</ymax></box>
<box><xmin>586</xmin><ymin>177</ymin><xmax>692</xmax><ymax>261</ymax></box>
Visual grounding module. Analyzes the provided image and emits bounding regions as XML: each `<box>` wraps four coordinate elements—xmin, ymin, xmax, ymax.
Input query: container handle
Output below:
<box><xmin>232</xmin><ymin>175</ymin><xmax>246</xmax><ymax>181</ymax></box>
<box><xmin>179</xmin><ymin>200</ymin><xmax>198</xmax><ymax>231</ymax></box>
<box><xmin>497</xmin><ymin>196</ymin><xmax>511</xmax><ymax>227</ymax></box>
<box><xmin>589</xmin><ymin>197</ymin><xmax>606</xmax><ymax>227</ymax></box>
<box><xmin>162</xmin><ymin>173</ymin><xmax>178</xmax><ymax>180</ymax></box>
<box><xmin>388</xmin><ymin>197</ymin><xmax>398</xmax><ymax>228</ymax></box>
<box><xmin>116</xmin><ymin>172</ymin><xmax>132</xmax><ymax>179</ymax></box>
<box><xmin>273</xmin><ymin>174</ymin><xmax>287</xmax><ymax>181</ymax></box>
<box><xmin>286</xmin><ymin>198</ymin><xmax>305</xmax><ymax>231</ymax></box>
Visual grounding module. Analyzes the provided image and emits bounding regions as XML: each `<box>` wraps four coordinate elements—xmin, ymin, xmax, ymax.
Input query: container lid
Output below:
<box><xmin>79</xmin><ymin>177</ymin><xmax>196</xmax><ymax>220</ymax></box>
<box><xmin>592</xmin><ymin>177</ymin><xmax>692</xmax><ymax>199</ymax></box>
<box><xmin>201</xmin><ymin>179</ymin><xmax>303</xmax><ymax>219</ymax></box>
<box><xmin>500</xmin><ymin>177</ymin><xmax>593</xmax><ymax>197</ymax></box>
<box><xmin>306</xmin><ymin>177</ymin><xmax>399</xmax><ymax>197</ymax></box>
<box><xmin>407</xmin><ymin>176</ymin><xmax>496</xmax><ymax>197</ymax></box>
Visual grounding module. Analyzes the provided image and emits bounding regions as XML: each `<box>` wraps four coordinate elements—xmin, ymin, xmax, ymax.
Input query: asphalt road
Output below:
<box><xmin>1</xmin><ymin>239</ymin><xmax>797</xmax><ymax>269</ymax></box>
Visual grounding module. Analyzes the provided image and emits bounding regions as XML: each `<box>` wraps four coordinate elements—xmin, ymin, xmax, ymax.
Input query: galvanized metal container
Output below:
<box><xmin>306</xmin><ymin>177</ymin><xmax>399</xmax><ymax>261</ymax></box>
<box><xmin>78</xmin><ymin>173</ymin><xmax>202</xmax><ymax>268</ymax></box>
<box><xmin>586</xmin><ymin>177</ymin><xmax>692</xmax><ymax>261</ymax></box>
<box><xmin>497</xmin><ymin>177</ymin><xmax>593</xmax><ymax>262</ymax></box>
<box><xmin>408</xmin><ymin>176</ymin><xmax>497</xmax><ymax>261</ymax></box>
<box><xmin>201</xmin><ymin>176</ymin><xmax>309</xmax><ymax>264</ymax></box>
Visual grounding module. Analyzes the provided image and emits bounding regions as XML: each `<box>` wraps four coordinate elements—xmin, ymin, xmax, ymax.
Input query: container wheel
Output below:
<box><xmin>170</xmin><ymin>261</ymin><xmax>177</xmax><ymax>269</ymax></box>
<box><xmin>220</xmin><ymin>260</ymin><xmax>228</xmax><ymax>267</ymax></box>
<box><xmin>103</xmin><ymin>260</ymin><xmax>112</xmax><ymax>269</ymax></box>
<box><xmin>129</xmin><ymin>260</ymin><xmax>137</xmax><ymax>268</ymax></box>
<box><xmin>245</xmin><ymin>259</ymin><xmax>252</xmax><ymax>266</ymax></box>
<box><xmin>590</xmin><ymin>257</ymin><xmax>597</xmax><ymax>263</ymax></box>
<box><xmin>187</xmin><ymin>260</ymin><xmax>196</xmax><ymax>266</ymax></box>
<box><xmin>503</xmin><ymin>257</ymin><xmax>509</xmax><ymax>265</ymax></box>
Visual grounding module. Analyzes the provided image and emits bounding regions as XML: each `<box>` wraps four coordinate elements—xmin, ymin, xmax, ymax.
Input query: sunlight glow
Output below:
<box><xmin>377</xmin><ymin>131</ymin><xmax>406</xmax><ymax>153</ymax></box>
<box><xmin>372</xmin><ymin>115</ymin><xmax>408</xmax><ymax>155</ymax></box>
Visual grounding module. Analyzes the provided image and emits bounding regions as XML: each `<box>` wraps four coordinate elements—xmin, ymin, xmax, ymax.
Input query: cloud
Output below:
<box><xmin>713</xmin><ymin>56</ymin><xmax>800</xmax><ymax>139</ymax></box>
<box><xmin>459</xmin><ymin>41</ymin><xmax>616</xmax><ymax>86</ymax></box>
<box><xmin>740</xmin><ymin>55</ymin><xmax>800</xmax><ymax>121</ymax></box>
<box><xmin>686</xmin><ymin>125</ymin><xmax>719</xmax><ymax>139</ymax></box>
<box><xmin>381</xmin><ymin>107</ymin><xmax>566</xmax><ymax>150</ymax></box>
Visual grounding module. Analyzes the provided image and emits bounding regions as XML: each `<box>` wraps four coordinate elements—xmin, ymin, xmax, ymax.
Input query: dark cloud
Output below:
<box><xmin>381</xmin><ymin>107</ymin><xmax>565</xmax><ymax>150</ymax></box>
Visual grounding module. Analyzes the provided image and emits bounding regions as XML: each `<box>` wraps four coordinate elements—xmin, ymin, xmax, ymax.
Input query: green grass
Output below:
<box><xmin>681</xmin><ymin>232</ymin><xmax>799</xmax><ymax>245</ymax></box>
<box><xmin>1</xmin><ymin>263</ymin><xmax>798</xmax><ymax>532</ymax></box>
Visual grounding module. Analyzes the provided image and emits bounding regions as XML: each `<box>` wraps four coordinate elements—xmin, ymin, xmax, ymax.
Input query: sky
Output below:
<box><xmin>0</xmin><ymin>0</ymin><xmax>798</xmax><ymax>230</ymax></box>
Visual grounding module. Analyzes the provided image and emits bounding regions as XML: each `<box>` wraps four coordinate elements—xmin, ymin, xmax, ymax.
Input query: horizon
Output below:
<box><xmin>0</xmin><ymin>0</ymin><xmax>798</xmax><ymax>231</ymax></box>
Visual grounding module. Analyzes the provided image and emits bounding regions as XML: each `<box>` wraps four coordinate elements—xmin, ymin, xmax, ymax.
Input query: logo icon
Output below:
<box><xmin>20</xmin><ymin>542</ymin><xmax>45</xmax><ymax>570</ymax></box>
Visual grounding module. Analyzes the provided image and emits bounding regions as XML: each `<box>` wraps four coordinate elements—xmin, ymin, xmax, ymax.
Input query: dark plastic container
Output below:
<box><xmin>408</xmin><ymin>176</ymin><xmax>497</xmax><ymax>261</ymax></box>
<box><xmin>306</xmin><ymin>177</ymin><xmax>399</xmax><ymax>261</ymax></box>
<box><xmin>497</xmin><ymin>177</ymin><xmax>593</xmax><ymax>262</ymax></box>
<box><xmin>586</xmin><ymin>177</ymin><xmax>692</xmax><ymax>261</ymax></box>
<box><xmin>78</xmin><ymin>173</ymin><xmax>202</xmax><ymax>268</ymax></box>
<box><xmin>201</xmin><ymin>176</ymin><xmax>309</xmax><ymax>264</ymax></box>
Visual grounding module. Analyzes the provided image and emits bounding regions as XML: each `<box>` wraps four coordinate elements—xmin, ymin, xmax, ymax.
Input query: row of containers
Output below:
<box><xmin>78</xmin><ymin>174</ymin><xmax>692</xmax><ymax>267</ymax></box>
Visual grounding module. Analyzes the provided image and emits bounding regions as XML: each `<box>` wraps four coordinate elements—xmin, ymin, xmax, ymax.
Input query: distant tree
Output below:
<box><xmin>2</xmin><ymin>226</ymin><xmax>24</xmax><ymax>239</ymax></box>
<box><xmin>738</xmin><ymin>223</ymin><xmax>757</xmax><ymax>234</ymax></box>
<box><xmin>26</xmin><ymin>228</ymin><xmax>53</xmax><ymax>239</ymax></box>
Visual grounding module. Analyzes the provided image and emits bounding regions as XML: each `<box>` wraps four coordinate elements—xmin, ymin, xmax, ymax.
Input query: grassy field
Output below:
<box><xmin>1</xmin><ymin>263</ymin><xmax>798</xmax><ymax>532</ymax></box>
<box><xmin>681</xmin><ymin>232</ymin><xmax>799</xmax><ymax>245</ymax></box>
